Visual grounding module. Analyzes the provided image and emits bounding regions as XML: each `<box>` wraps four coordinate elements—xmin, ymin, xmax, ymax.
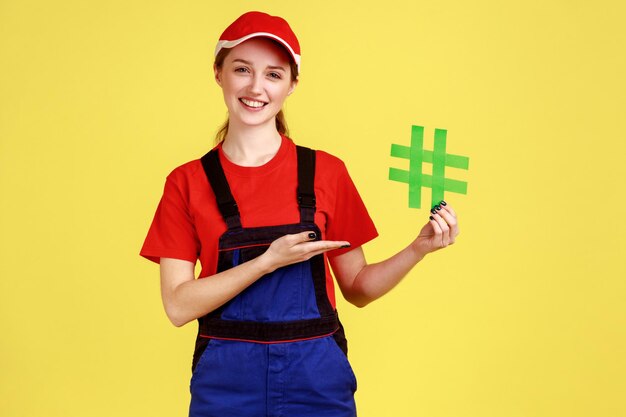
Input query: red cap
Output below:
<box><xmin>215</xmin><ymin>11</ymin><xmax>301</xmax><ymax>72</ymax></box>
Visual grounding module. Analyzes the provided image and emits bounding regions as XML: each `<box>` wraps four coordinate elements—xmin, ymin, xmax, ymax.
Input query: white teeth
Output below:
<box><xmin>240</xmin><ymin>98</ymin><xmax>266</xmax><ymax>108</ymax></box>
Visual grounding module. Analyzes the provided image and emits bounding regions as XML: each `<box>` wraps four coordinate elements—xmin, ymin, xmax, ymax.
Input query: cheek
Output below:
<box><xmin>224</xmin><ymin>90</ymin><xmax>245</xmax><ymax>108</ymax></box>
<box><xmin>220</xmin><ymin>75</ymin><xmax>243</xmax><ymax>93</ymax></box>
<box><xmin>220</xmin><ymin>83</ymin><xmax>233</xmax><ymax>99</ymax></box>
<box><xmin>269</xmin><ymin>84</ymin><xmax>291</xmax><ymax>101</ymax></box>
<box><xmin>221</xmin><ymin>85</ymin><xmax>241</xmax><ymax>109</ymax></box>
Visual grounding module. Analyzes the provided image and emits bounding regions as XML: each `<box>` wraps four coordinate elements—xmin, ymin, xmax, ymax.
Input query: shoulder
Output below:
<box><xmin>288</xmin><ymin>138</ymin><xmax>348</xmax><ymax>177</ymax></box>
<box><xmin>314</xmin><ymin>149</ymin><xmax>348</xmax><ymax>175</ymax></box>
<box><xmin>288</xmin><ymin>140</ymin><xmax>351</xmax><ymax>183</ymax></box>
<box><xmin>165</xmin><ymin>157</ymin><xmax>206</xmax><ymax>186</ymax></box>
<box><xmin>312</xmin><ymin>149</ymin><xmax>351</xmax><ymax>186</ymax></box>
<box><xmin>315</xmin><ymin>149</ymin><xmax>346</xmax><ymax>167</ymax></box>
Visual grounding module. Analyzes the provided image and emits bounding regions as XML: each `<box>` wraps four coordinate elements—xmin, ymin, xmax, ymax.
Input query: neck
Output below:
<box><xmin>222</xmin><ymin>120</ymin><xmax>283</xmax><ymax>167</ymax></box>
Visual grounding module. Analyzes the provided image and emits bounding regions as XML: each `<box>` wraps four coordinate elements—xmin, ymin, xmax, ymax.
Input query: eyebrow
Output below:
<box><xmin>232</xmin><ymin>58</ymin><xmax>286</xmax><ymax>72</ymax></box>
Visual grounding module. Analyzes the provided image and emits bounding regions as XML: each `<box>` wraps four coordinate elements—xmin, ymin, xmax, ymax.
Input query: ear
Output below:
<box><xmin>287</xmin><ymin>78</ymin><xmax>299</xmax><ymax>96</ymax></box>
<box><xmin>214</xmin><ymin>65</ymin><xmax>222</xmax><ymax>86</ymax></box>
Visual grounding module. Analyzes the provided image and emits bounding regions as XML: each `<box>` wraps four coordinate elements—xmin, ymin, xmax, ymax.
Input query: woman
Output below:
<box><xmin>140</xmin><ymin>11</ymin><xmax>459</xmax><ymax>417</ymax></box>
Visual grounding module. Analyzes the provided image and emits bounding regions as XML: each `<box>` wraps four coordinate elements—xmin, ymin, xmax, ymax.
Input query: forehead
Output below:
<box><xmin>225</xmin><ymin>37</ymin><xmax>292</xmax><ymax>67</ymax></box>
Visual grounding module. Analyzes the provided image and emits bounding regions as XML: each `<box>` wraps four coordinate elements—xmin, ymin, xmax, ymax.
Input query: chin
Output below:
<box><xmin>235</xmin><ymin>113</ymin><xmax>280</xmax><ymax>128</ymax></box>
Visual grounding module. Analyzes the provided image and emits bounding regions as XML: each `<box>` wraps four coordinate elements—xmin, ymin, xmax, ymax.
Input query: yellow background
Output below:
<box><xmin>1</xmin><ymin>1</ymin><xmax>625</xmax><ymax>416</ymax></box>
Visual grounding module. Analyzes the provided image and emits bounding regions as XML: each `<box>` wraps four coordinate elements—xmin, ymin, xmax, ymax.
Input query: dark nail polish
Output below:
<box><xmin>430</xmin><ymin>208</ymin><xmax>437</xmax><ymax>214</ymax></box>
<box><xmin>308</xmin><ymin>232</ymin><xmax>316</xmax><ymax>239</ymax></box>
<box><xmin>340</xmin><ymin>244</ymin><xmax>351</xmax><ymax>248</ymax></box>
<box><xmin>435</xmin><ymin>205</ymin><xmax>442</xmax><ymax>210</ymax></box>
<box><xmin>429</xmin><ymin>216</ymin><xmax>435</xmax><ymax>220</ymax></box>
<box><xmin>440</xmin><ymin>200</ymin><xmax>447</xmax><ymax>206</ymax></box>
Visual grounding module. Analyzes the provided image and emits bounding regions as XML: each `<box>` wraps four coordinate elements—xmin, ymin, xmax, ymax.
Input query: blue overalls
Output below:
<box><xmin>189</xmin><ymin>146</ymin><xmax>357</xmax><ymax>417</ymax></box>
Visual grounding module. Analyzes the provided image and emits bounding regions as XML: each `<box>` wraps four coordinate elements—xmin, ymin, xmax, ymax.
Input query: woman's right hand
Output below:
<box><xmin>259</xmin><ymin>231</ymin><xmax>350</xmax><ymax>273</ymax></box>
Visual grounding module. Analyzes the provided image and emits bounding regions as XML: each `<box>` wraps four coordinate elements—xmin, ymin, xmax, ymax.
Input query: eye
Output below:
<box><xmin>234</xmin><ymin>67</ymin><xmax>250</xmax><ymax>73</ymax></box>
<box><xmin>268</xmin><ymin>72</ymin><xmax>282</xmax><ymax>80</ymax></box>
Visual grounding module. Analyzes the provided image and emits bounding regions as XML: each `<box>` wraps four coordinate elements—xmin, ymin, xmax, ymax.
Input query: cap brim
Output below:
<box><xmin>214</xmin><ymin>32</ymin><xmax>301</xmax><ymax>71</ymax></box>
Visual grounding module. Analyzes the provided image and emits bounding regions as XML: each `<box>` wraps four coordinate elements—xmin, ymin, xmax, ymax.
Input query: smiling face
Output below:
<box><xmin>214</xmin><ymin>38</ymin><xmax>298</xmax><ymax>132</ymax></box>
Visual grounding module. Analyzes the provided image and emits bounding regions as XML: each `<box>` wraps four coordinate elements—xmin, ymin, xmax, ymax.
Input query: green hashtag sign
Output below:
<box><xmin>389</xmin><ymin>125</ymin><xmax>469</xmax><ymax>209</ymax></box>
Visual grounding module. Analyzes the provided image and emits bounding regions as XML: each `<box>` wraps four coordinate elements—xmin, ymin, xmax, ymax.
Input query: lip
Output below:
<box><xmin>239</xmin><ymin>97</ymin><xmax>268</xmax><ymax>111</ymax></box>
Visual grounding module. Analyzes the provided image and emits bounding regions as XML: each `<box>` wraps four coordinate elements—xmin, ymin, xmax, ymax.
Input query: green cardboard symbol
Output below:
<box><xmin>389</xmin><ymin>125</ymin><xmax>469</xmax><ymax>209</ymax></box>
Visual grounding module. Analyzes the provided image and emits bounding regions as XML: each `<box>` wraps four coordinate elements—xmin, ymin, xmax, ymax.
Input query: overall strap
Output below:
<box><xmin>200</xmin><ymin>149</ymin><xmax>242</xmax><ymax>230</ymax></box>
<box><xmin>296</xmin><ymin>146</ymin><xmax>316</xmax><ymax>223</ymax></box>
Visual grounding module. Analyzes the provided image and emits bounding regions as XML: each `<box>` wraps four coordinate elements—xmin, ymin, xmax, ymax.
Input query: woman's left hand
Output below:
<box><xmin>331</xmin><ymin>200</ymin><xmax>460</xmax><ymax>307</ymax></box>
<box><xmin>411</xmin><ymin>201</ymin><xmax>460</xmax><ymax>257</ymax></box>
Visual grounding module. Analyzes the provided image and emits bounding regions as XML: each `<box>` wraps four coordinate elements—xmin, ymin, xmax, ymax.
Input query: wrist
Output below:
<box><xmin>409</xmin><ymin>240</ymin><xmax>428</xmax><ymax>262</ymax></box>
<box><xmin>254</xmin><ymin>252</ymin><xmax>277</xmax><ymax>275</ymax></box>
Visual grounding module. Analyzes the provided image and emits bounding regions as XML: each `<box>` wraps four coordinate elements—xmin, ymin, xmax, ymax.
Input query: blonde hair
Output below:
<box><xmin>213</xmin><ymin>42</ymin><xmax>299</xmax><ymax>144</ymax></box>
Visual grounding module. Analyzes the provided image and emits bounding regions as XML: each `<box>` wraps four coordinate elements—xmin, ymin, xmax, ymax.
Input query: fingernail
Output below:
<box><xmin>440</xmin><ymin>200</ymin><xmax>447</xmax><ymax>206</ymax></box>
<box><xmin>429</xmin><ymin>216</ymin><xmax>435</xmax><ymax>220</ymax></box>
<box><xmin>341</xmin><ymin>244</ymin><xmax>351</xmax><ymax>248</ymax></box>
<box><xmin>430</xmin><ymin>208</ymin><xmax>437</xmax><ymax>214</ymax></box>
<box><xmin>308</xmin><ymin>232</ymin><xmax>316</xmax><ymax>239</ymax></box>
<box><xmin>435</xmin><ymin>205</ymin><xmax>442</xmax><ymax>210</ymax></box>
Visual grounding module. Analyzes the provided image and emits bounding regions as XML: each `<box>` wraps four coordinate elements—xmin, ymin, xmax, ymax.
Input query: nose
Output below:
<box><xmin>249</xmin><ymin>74</ymin><xmax>264</xmax><ymax>95</ymax></box>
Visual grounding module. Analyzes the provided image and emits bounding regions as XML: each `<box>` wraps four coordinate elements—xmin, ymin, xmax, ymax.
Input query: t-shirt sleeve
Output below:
<box><xmin>325</xmin><ymin>161</ymin><xmax>378</xmax><ymax>258</ymax></box>
<box><xmin>139</xmin><ymin>170</ymin><xmax>200</xmax><ymax>264</ymax></box>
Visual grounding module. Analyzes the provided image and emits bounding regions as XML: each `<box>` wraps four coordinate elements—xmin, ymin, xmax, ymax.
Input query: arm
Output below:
<box><xmin>160</xmin><ymin>231</ymin><xmax>350</xmax><ymax>327</ymax></box>
<box><xmin>330</xmin><ymin>202</ymin><xmax>459</xmax><ymax>308</ymax></box>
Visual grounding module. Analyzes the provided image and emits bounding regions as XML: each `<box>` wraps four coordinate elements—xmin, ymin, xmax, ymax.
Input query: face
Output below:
<box><xmin>214</xmin><ymin>38</ymin><xmax>298</xmax><ymax>131</ymax></box>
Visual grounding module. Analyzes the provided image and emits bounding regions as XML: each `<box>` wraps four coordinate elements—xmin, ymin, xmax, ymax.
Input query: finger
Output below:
<box><xmin>304</xmin><ymin>242</ymin><xmax>352</xmax><ymax>259</ymax></box>
<box><xmin>438</xmin><ymin>200</ymin><xmax>457</xmax><ymax>218</ymax></box>
<box><xmin>431</xmin><ymin>213</ymin><xmax>450</xmax><ymax>247</ymax></box>
<box><xmin>440</xmin><ymin>202</ymin><xmax>460</xmax><ymax>241</ymax></box>
<box><xmin>434</xmin><ymin>206</ymin><xmax>459</xmax><ymax>241</ymax></box>
<box><xmin>297</xmin><ymin>240</ymin><xmax>350</xmax><ymax>255</ymax></box>
<box><xmin>428</xmin><ymin>215</ymin><xmax>443</xmax><ymax>245</ymax></box>
<box><xmin>286</xmin><ymin>231</ymin><xmax>318</xmax><ymax>246</ymax></box>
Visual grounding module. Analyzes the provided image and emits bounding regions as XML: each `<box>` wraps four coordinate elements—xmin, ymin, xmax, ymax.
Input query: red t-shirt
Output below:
<box><xmin>140</xmin><ymin>135</ymin><xmax>378</xmax><ymax>308</ymax></box>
